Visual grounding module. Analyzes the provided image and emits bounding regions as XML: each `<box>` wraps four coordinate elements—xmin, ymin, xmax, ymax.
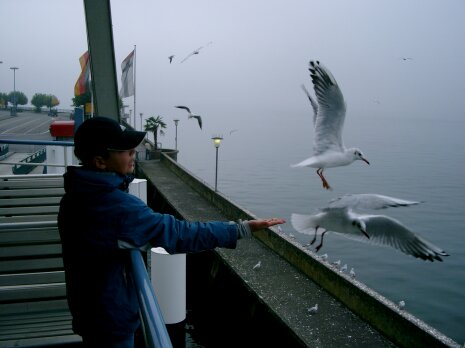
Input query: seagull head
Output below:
<box><xmin>351</xmin><ymin>219</ymin><xmax>369</xmax><ymax>239</ymax></box>
<box><xmin>351</xmin><ymin>148</ymin><xmax>370</xmax><ymax>165</ymax></box>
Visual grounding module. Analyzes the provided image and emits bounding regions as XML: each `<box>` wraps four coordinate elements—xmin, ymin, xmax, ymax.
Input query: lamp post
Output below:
<box><xmin>10</xmin><ymin>67</ymin><xmax>19</xmax><ymax>116</ymax></box>
<box><xmin>211</xmin><ymin>136</ymin><xmax>223</xmax><ymax>192</ymax></box>
<box><xmin>173</xmin><ymin>119</ymin><xmax>179</xmax><ymax>150</ymax></box>
<box><xmin>140</xmin><ymin>113</ymin><xmax>143</xmax><ymax>132</ymax></box>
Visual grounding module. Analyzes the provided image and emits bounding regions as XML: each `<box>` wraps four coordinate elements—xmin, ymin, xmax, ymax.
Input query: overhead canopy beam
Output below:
<box><xmin>83</xmin><ymin>0</ymin><xmax>120</xmax><ymax>122</ymax></box>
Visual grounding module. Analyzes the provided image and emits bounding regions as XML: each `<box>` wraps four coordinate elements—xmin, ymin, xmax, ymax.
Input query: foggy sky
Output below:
<box><xmin>1</xmin><ymin>0</ymin><xmax>465</xmax><ymax>147</ymax></box>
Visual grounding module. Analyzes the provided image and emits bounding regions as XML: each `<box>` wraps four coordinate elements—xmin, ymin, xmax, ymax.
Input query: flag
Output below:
<box><xmin>74</xmin><ymin>51</ymin><xmax>90</xmax><ymax>96</ymax></box>
<box><xmin>120</xmin><ymin>50</ymin><xmax>135</xmax><ymax>98</ymax></box>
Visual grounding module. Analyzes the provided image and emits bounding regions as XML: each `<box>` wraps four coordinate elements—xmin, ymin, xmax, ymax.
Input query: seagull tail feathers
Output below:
<box><xmin>290</xmin><ymin>213</ymin><xmax>318</xmax><ymax>236</ymax></box>
<box><xmin>291</xmin><ymin>157</ymin><xmax>316</xmax><ymax>168</ymax></box>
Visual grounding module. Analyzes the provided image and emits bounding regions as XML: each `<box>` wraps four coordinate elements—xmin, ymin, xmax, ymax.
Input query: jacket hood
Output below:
<box><xmin>63</xmin><ymin>166</ymin><xmax>134</xmax><ymax>195</ymax></box>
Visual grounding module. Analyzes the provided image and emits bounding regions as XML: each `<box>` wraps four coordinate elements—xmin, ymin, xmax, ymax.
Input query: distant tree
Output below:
<box><xmin>31</xmin><ymin>93</ymin><xmax>47</xmax><ymax>112</ymax></box>
<box><xmin>144</xmin><ymin>116</ymin><xmax>167</xmax><ymax>150</ymax></box>
<box><xmin>72</xmin><ymin>89</ymin><xmax>91</xmax><ymax>108</ymax></box>
<box><xmin>72</xmin><ymin>87</ymin><xmax>121</xmax><ymax>113</ymax></box>
<box><xmin>45</xmin><ymin>95</ymin><xmax>60</xmax><ymax>109</ymax></box>
<box><xmin>8</xmin><ymin>91</ymin><xmax>28</xmax><ymax>107</ymax></box>
<box><xmin>31</xmin><ymin>93</ymin><xmax>60</xmax><ymax>113</ymax></box>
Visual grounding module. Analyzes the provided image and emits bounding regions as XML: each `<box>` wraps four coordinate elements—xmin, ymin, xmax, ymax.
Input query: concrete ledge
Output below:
<box><xmin>139</xmin><ymin>155</ymin><xmax>459</xmax><ymax>348</ymax></box>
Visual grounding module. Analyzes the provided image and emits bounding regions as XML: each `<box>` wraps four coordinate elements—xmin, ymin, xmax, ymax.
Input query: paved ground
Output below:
<box><xmin>0</xmin><ymin>109</ymin><xmax>71</xmax><ymax>176</ymax></box>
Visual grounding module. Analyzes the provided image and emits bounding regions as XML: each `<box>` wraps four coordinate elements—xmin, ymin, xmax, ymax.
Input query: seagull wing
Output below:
<box><xmin>180</xmin><ymin>53</ymin><xmax>193</xmax><ymax>63</ymax></box>
<box><xmin>300</xmin><ymin>84</ymin><xmax>318</xmax><ymax>124</ymax></box>
<box><xmin>290</xmin><ymin>213</ymin><xmax>321</xmax><ymax>235</ymax></box>
<box><xmin>341</xmin><ymin>214</ymin><xmax>449</xmax><ymax>261</ymax></box>
<box><xmin>309</xmin><ymin>61</ymin><xmax>347</xmax><ymax>155</ymax></box>
<box><xmin>328</xmin><ymin>194</ymin><xmax>421</xmax><ymax>210</ymax></box>
<box><xmin>181</xmin><ymin>46</ymin><xmax>204</xmax><ymax>63</ymax></box>
<box><xmin>175</xmin><ymin>105</ymin><xmax>191</xmax><ymax>114</ymax></box>
<box><xmin>194</xmin><ymin>116</ymin><xmax>202</xmax><ymax>129</ymax></box>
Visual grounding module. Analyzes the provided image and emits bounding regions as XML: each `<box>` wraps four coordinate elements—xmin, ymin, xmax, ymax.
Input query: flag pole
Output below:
<box><xmin>133</xmin><ymin>45</ymin><xmax>137</xmax><ymax>130</ymax></box>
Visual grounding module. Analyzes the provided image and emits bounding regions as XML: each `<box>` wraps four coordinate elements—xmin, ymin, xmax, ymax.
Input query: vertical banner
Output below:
<box><xmin>120</xmin><ymin>50</ymin><xmax>135</xmax><ymax>98</ymax></box>
<box><xmin>74</xmin><ymin>51</ymin><xmax>90</xmax><ymax>96</ymax></box>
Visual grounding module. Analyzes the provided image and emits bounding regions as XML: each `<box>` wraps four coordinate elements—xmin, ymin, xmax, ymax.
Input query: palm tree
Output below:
<box><xmin>144</xmin><ymin>116</ymin><xmax>167</xmax><ymax>150</ymax></box>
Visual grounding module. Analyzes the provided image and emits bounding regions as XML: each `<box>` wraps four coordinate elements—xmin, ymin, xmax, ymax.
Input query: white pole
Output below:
<box><xmin>133</xmin><ymin>45</ymin><xmax>136</xmax><ymax>129</ymax></box>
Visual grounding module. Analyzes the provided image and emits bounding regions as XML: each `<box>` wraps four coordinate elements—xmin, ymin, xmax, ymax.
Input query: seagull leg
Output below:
<box><xmin>315</xmin><ymin>229</ymin><xmax>327</xmax><ymax>252</ymax></box>
<box><xmin>310</xmin><ymin>226</ymin><xmax>319</xmax><ymax>245</ymax></box>
<box><xmin>317</xmin><ymin>169</ymin><xmax>332</xmax><ymax>190</ymax></box>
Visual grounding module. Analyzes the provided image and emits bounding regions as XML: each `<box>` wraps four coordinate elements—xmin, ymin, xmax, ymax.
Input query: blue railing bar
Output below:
<box><xmin>0</xmin><ymin>139</ymin><xmax>74</xmax><ymax>147</ymax></box>
<box><xmin>0</xmin><ymin>221</ymin><xmax>57</xmax><ymax>230</ymax></box>
<box><xmin>1</xmin><ymin>161</ymin><xmax>67</xmax><ymax>167</ymax></box>
<box><xmin>129</xmin><ymin>249</ymin><xmax>173</xmax><ymax>348</ymax></box>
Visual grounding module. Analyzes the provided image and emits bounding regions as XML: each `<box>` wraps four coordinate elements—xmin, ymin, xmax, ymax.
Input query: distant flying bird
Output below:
<box><xmin>399</xmin><ymin>57</ymin><xmax>413</xmax><ymax>61</ymax></box>
<box><xmin>229</xmin><ymin>129</ymin><xmax>239</xmax><ymax>135</ymax></box>
<box><xmin>291</xmin><ymin>193</ymin><xmax>449</xmax><ymax>262</ymax></box>
<box><xmin>253</xmin><ymin>261</ymin><xmax>262</xmax><ymax>270</ymax></box>
<box><xmin>180</xmin><ymin>41</ymin><xmax>213</xmax><ymax>63</ymax></box>
<box><xmin>292</xmin><ymin>61</ymin><xmax>370</xmax><ymax>190</ymax></box>
<box><xmin>174</xmin><ymin>106</ymin><xmax>202</xmax><ymax>129</ymax></box>
<box><xmin>168</xmin><ymin>55</ymin><xmax>175</xmax><ymax>64</ymax></box>
<box><xmin>180</xmin><ymin>47</ymin><xmax>202</xmax><ymax>63</ymax></box>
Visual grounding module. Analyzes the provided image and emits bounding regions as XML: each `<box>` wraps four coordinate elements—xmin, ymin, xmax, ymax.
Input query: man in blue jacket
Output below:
<box><xmin>58</xmin><ymin>117</ymin><xmax>284</xmax><ymax>347</ymax></box>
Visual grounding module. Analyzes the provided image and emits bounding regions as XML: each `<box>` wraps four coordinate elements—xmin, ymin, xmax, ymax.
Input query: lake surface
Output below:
<box><xmin>175</xmin><ymin>112</ymin><xmax>465</xmax><ymax>344</ymax></box>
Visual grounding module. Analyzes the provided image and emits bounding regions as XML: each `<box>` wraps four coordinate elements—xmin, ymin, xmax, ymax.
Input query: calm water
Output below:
<box><xmin>174</xmin><ymin>112</ymin><xmax>465</xmax><ymax>344</ymax></box>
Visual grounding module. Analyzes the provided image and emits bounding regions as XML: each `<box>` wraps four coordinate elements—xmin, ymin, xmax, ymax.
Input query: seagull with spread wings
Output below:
<box><xmin>291</xmin><ymin>193</ymin><xmax>449</xmax><ymax>262</ymax></box>
<box><xmin>180</xmin><ymin>41</ymin><xmax>213</xmax><ymax>63</ymax></box>
<box><xmin>293</xmin><ymin>61</ymin><xmax>370</xmax><ymax>190</ymax></box>
<box><xmin>168</xmin><ymin>55</ymin><xmax>175</xmax><ymax>64</ymax></box>
<box><xmin>175</xmin><ymin>106</ymin><xmax>202</xmax><ymax>129</ymax></box>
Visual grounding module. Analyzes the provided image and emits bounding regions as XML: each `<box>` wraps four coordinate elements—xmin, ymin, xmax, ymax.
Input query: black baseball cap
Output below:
<box><xmin>74</xmin><ymin>116</ymin><xmax>146</xmax><ymax>162</ymax></box>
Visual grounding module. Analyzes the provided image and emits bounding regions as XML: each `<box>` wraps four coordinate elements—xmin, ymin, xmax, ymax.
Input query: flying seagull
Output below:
<box><xmin>174</xmin><ymin>105</ymin><xmax>202</xmax><ymax>129</ymax></box>
<box><xmin>290</xmin><ymin>193</ymin><xmax>449</xmax><ymax>262</ymax></box>
<box><xmin>292</xmin><ymin>61</ymin><xmax>370</xmax><ymax>190</ymax></box>
<box><xmin>168</xmin><ymin>55</ymin><xmax>175</xmax><ymax>64</ymax></box>
<box><xmin>180</xmin><ymin>47</ymin><xmax>203</xmax><ymax>63</ymax></box>
<box><xmin>180</xmin><ymin>41</ymin><xmax>213</xmax><ymax>63</ymax></box>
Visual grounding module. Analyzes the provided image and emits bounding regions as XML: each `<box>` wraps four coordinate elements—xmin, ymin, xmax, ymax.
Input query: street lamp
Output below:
<box><xmin>140</xmin><ymin>113</ymin><xmax>143</xmax><ymax>132</ymax></box>
<box><xmin>10</xmin><ymin>67</ymin><xmax>19</xmax><ymax>116</ymax></box>
<box><xmin>211</xmin><ymin>136</ymin><xmax>223</xmax><ymax>192</ymax></box>
<box><xmin>173</xmin><ymin>119</ymin><xmax>179</xmax><ymax>150</ymax></box>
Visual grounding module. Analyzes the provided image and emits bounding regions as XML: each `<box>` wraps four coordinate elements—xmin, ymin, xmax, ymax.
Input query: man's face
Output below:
<box><xmin>101</xmin><ymin>149</ymin><xmax>137</xmax><ymax>175</ymax></box>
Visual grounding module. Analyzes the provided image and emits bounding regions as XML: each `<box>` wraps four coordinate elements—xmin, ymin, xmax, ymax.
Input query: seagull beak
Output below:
<box><xmin>362</xmin><ymin>158</ymin><xmax>370</xmax><ymax>165</ymax></box>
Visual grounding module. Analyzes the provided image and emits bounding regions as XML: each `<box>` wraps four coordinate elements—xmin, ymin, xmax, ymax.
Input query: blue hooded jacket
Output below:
<box><xmin>58</xmin><ymin>166</ymin><xmax>238</xmax><ymax>339</ymax></box>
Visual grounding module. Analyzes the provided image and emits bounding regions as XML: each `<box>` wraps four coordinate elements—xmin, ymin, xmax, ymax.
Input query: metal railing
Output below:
<box><xmin>129</xmin><ymin>250</ymin><xmax>173</xmax><ymax>348</ymax></box>
<box><xmin>0</xmin><ymin>139</ymin><xmax>74</xmax><ymax>170</ymax></box>
<box><xmin>0</xmin><ymin>138</ymin><xmax>172</xmax><ymax>347</ymax></box>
